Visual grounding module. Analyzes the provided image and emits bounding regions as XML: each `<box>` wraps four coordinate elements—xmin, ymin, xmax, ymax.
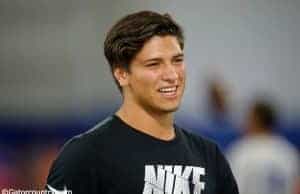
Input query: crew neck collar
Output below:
<box><xmin>112</xmin><ymin>114</ymin><xmax>180</xmax><ymax>145</ymax></box>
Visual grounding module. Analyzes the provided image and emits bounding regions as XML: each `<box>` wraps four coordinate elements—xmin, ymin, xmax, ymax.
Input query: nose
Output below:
<box><xmin>162</xmin><ymin>63</ymin><xmax>178</xmax><ymax>82</ymax></box>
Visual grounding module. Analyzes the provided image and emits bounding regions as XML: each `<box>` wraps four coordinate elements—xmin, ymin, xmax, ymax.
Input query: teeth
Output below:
<box><xmin>159</xmin><ymin>87</ymin><xmax>176</xmax><ymax>92</ymax></box>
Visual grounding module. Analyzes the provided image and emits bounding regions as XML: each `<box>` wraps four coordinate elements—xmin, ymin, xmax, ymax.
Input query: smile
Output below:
<box><xmin>158</xmin><ymin>86</ymin><xmax>178</xmax><ymax>97</ymax></box>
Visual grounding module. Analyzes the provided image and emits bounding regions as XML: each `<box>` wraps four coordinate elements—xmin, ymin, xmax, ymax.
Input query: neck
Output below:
<box><xmin>116</xmin><ymin>100</ymin><xmax>175</xmax><ymax>141</ymax></box>
<box><xmin>247</xmin><ymin>126</ymin><xmax>271</xmax><ymax>136</ymax></box>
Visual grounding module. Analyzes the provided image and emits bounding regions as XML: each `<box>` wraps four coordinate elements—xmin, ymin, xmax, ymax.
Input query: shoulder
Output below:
<box><xmin>176</xmin><ymin>125</ymin><xmax>234</xmax><ymax>171</ymax></box>
<box><xmin>176</xmin><ymin>126</ymin><xmax>239</xmax><ymax>193</ymax></box>
<box><xmin>58</xmin><ymin>115</ymin><xmax>118</xmax><ymax>157</ymax></box>
<box><xmin>272</xmin><ymin>135</ymin><xmax>299</xmax><ymax>153</ymax></box>
<box><xmin>47</xmin><ymin>116</ymin><xmax>117</xmax><ymax>183</ymax></box>
<box><xmin>59</xmin><ymin>116</ymin><xmax>116</xmax><ymax>156</ymax></box>
<box><xmin>176</xmin><ymin>125</ymin><xmax>221</xmax><ymax>158</ymax></box>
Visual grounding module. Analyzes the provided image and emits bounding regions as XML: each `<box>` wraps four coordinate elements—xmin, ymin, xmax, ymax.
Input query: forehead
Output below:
<box><xmin>133</xmin><ymin>35</ymin><xmax>183</xmax><ymax>62</ymax></box>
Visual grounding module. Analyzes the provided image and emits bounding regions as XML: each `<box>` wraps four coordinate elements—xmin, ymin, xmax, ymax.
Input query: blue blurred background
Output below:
<box><xmin>0</xmin><ymin>0</ymin><xmax>299</xmax><ymax>190</ymax></box>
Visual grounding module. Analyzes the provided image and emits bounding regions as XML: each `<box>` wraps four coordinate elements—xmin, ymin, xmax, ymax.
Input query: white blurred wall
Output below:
<box><xmin>0</xmin><ymin>0</ymin><xmax>299</xmax><ymax>122</ymax></box>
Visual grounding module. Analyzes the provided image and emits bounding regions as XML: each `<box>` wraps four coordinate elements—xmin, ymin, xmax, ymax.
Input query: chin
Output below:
<box><xmin>159</xmin><ymin>104</ymin><xmax>180</xmax><ymax>113</ymax></box>
<box><xmin>164</xmin><ymin>107</ymin><xmax>179</xmax><ymax>113</ymax></box>
<box><xmin>141</xmin><ymin>98</ymin><xmax>182</xmax><ymax>114</ymax></box>
<box><xmin>144</xmin><ymin>103</ymin><xmax>179</xmax><ymax>114</ymax></box>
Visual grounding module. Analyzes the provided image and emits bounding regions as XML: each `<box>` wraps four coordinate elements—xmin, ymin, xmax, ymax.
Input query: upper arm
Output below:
<box><xmin>46</xmin><ymin>138</ymin><xmax>99</xmax><ymax>193</ymax></box>
<box><xmin>215</xmin><ymin>146</ymin><xmax>239</xmax><ymax>194</ymax></box>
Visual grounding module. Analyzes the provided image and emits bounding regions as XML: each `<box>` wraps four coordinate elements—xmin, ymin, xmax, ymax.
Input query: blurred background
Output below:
<box><xmin>0</xmin><ymin>0</ymin><xmax>299</xmax><ymax>192</ymax></box>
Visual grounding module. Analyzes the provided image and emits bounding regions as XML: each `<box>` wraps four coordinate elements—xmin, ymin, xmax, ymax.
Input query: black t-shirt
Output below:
<box><xmin>46</xmin><ymin>115</ymin><xmax>239</xmax><ymax>194</ymax></box>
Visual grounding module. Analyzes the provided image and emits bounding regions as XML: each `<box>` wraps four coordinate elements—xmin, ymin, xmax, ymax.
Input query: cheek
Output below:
<box><xmin>177</xmin><ymin>65</ymin><xmax>186</xmax><ymax>81</ymax></box>
<box><xmin>131</xmin><ymin>71</ymin><xmax>159</xmax><ymax>90</ymax></box>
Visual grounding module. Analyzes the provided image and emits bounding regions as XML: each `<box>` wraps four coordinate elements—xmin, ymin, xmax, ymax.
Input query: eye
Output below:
<box><xmin>173</xmin><ymin>57</ymin><xmax>184</xmax><ymax>64</ymax></box>
<box><xmin>145</xmin><ymin>63</ymin><xmax>159</xmax><ymax>67</ymax></box>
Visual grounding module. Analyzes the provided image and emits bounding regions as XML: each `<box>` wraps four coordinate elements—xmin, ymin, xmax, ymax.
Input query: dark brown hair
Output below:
<box><xmin>104</xmin><ymin>10</ymin><xmax>184</xmax><ymax>90</ymax></box>
<box><xmin>252</xmin><ymin>100</ymin><xmax>277</xmax><ymax>129</ymax></box>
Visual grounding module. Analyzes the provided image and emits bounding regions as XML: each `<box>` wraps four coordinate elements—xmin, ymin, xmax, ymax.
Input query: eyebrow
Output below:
<box><xmin>142</xmin><ymin>53</ymin><xmax>184</xmax><ymax>63</ymax></box>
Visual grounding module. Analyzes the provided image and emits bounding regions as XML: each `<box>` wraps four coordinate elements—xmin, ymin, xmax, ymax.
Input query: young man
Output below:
<box><xmin>46</xmin><ymin>11</ymin><xmax>239</xmax><ymax>194</ymax></box>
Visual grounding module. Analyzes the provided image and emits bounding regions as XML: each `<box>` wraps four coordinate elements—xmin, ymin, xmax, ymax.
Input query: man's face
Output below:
<box><xmin>117</xmin><ymin>35</ymin><xmax>186</xmax><ymax>114</ymax></box>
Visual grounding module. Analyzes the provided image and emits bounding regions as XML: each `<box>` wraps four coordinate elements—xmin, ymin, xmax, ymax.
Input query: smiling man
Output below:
<box><xmin>46</xmin><ymin>11</ymin><xmax>239</xmax><ymax>194</ymax></box>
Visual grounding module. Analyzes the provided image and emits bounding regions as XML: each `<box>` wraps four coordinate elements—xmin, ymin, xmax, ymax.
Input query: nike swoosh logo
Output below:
<box><xmin>47</xmin><ymin>184</ymin><xmax>69</xmax><ymax>194</ymax></box>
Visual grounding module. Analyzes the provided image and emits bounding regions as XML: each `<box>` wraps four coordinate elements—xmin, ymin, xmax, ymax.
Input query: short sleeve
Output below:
<box><xmin>46</xmin><ymin>137</ymin><xmax>99</xmax><ymax>194</ymax></box>
<box><xmin>215</xmin><ymin>146</ymin><xmax>239</xmax><ymax>194</ymax></box>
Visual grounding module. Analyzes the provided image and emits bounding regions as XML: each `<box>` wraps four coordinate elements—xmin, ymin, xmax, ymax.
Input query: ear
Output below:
<box><xmin>113</xmin><ymin>67</ymin><xmax>129</xmax><ymax>87</ymax></box>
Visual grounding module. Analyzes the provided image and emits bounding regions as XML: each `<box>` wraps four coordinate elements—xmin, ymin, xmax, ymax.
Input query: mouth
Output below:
<box><xmin>158</xmin><ymin>86</ymin><xmax>178</xmax><ymax>98</ymax></box>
